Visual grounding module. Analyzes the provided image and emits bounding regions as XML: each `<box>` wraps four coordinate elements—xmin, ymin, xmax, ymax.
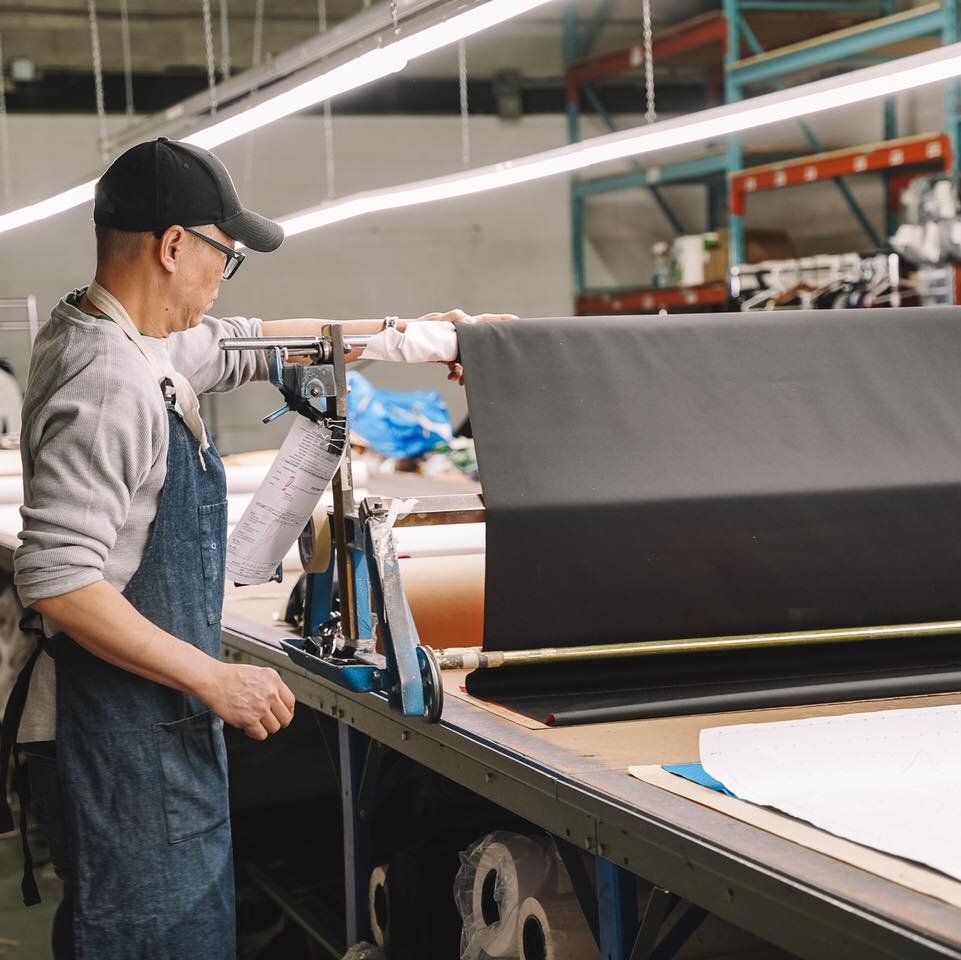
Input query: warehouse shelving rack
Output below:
<box><xmin>724</xmin><ymin>0</ymin><xmax>960</xmax><ymax>266</ymax></box>
<box><xmin>565</xmin><ymin>0</ymin><xmax>961</xmax><ymax>314</ymax></box>
<box><xmin>564</xmin><ymin>9</ymin><xmax>730</xmax><ymax>315</ymax></box>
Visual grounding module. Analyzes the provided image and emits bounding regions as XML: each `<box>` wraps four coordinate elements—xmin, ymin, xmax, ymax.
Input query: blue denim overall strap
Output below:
<box><xmin>55</xmin><ymin>403</ymin><xmax>233</xmax><ymax>960</ymax></box>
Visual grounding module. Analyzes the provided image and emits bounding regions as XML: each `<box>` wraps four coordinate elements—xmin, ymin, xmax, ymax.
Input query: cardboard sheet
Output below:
<box><xmin>700</xmin><ymin>704</ymin><xmax>961</xmax><ymax>882</ymax></box>
<box><xmin>629</xmin><ymin>764</ymin><xmax>961</xmax><ymax>911</ymax></box>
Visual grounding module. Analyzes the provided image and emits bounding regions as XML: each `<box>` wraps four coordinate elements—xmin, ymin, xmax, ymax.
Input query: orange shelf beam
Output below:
<box><xmin>577</xmin><ymin>282</ymin><xmax>730</xmax><ymax>316</ymax></box>
<box><xmin>566</xmin><ymin>12</ymin><xmax>727</xmax><ymax>104</ymax></box>
<box><xmin>730</xmin><ymin>133</ymin><xmax>953</xmax><ymax>216</ymax></box>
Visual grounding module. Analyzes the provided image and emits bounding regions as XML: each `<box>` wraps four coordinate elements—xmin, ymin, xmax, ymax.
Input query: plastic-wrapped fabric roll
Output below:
<box><xmin>517</xmin><ymin>895</ymin><xmax>600</xmax><ymax>960</ymax></box>
<box><xmin>368</xmin><ymin>864</ymin><xmax>389</xmax><ymax>948</ymax></box>
<box><xmin>460</xmin><ymin>833</ymin><xmax>554</xmax><ymax>959</ymax></box>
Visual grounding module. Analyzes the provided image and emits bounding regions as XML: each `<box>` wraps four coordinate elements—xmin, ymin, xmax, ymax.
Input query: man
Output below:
<box><xmin>5</xmin><ymin>137</ymin><xmax>505</xmax><ymax>959</ymax></box>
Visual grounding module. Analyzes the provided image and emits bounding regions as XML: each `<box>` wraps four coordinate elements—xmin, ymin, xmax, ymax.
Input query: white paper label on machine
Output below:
<box><xmin>226</xmin><ymin>415</ymin><xmax>347</xmax><ymax>585</ymax></box>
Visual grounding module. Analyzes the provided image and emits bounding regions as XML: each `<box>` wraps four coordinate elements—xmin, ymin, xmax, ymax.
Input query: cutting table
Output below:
<box><xmin>218</xmin><ymin>583</ymin><xmax>961</xmax><ymax>960</ymax></box>
<box><xmin>5</xmin><ymin>458</ymin><xmax>961</xmax><ymax>959</ymax></box>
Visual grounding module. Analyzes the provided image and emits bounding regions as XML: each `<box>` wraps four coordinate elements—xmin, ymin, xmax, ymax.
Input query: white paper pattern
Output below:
<box><xmin>226</xmin><ymin>415</ymin><xmax>346</xmax><ymax>585</ymax></box>
<box><xmin>700</xmin><ymin>705</ymin><xmax>961</xmax><ymax>880</ymax></box>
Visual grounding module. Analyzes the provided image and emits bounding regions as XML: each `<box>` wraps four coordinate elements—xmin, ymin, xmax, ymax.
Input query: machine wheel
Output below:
<box><xmin>416</xmin><ymin>645</ymin><xmax>444</xmax><ymax>722</ymax></box>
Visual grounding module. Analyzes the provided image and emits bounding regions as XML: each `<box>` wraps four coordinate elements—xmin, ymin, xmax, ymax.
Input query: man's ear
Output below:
<box><xmin>158</xmin><ymin>225</ymin><xmax>187</xmax><ymax>275</ymax></box>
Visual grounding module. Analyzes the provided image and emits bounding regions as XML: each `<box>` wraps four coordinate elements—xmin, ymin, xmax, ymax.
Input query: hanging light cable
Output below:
<box><xmin>240</xmin><ymin>0</ymin><xmax>264</xmax><ymax>192</ymax></box>
<box><xmin>458</xmin><ymin>40</ymin><xmax>470</xmax><ymax>167</ymax></box>
<box><xmin>201</xmin><ymin>0</ymin><xmax>218</xmax><ymax>114</ymax></box>
<box><xmin>87</xmin><ymin>0</ymin><xmax>108</xmax><ymax>159</ymax></box>
<box><xmin>0</xmin><ymin>31</ymin><xmax>11</xmax><ymax>210</ymax></box>
<box><xmin>219</xmin><ymin>0</ymin><xmax>232</xmax><ymax>81</ymax></box>
<box><xmin>641</xmin><ymin>0</ymin><xmax>655</xmax><ymax>124</ymax></box>
<box><xmin>119</xmin><ymin>0</ymin><xmax>135</xmax><ymax>116</ymax></box>
<box><xmin>319</xmin><ymin>0</ymin><xmax>336</xmax><ymax>200</ymax></box>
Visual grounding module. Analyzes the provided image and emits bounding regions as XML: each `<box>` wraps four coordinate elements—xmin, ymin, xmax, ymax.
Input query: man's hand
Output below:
<box><xmin>33</xmin><ymin>581</ymin><xmax>297</xmax><ymax>743</ymax></box>
<box><xmin>206</xmin><ymin>661</ymin><xmax>296</xmax><ymax>741</ymax></box>
<box><xmin>413</xmin><ymin>309</ymin><xmax>516</xmax><ymax>327</ymax></box>
<box><xmin>412</xmin><ymin>309</ymin><xmax>517</xmax><ymax>385</ymax></box>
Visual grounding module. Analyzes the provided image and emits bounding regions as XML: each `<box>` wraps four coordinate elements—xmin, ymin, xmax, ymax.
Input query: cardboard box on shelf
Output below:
<box><xmin>704</xmin><ymin>229</ymin><xmax>796</xmax><ymax>283</ymax></box>
<box><xmin>672</xmin><ymin>230</ymin><xmax>796</xmax><ymax>286</ymax></box>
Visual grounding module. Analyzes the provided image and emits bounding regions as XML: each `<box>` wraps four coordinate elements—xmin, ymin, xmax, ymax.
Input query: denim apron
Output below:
<box><xmin>54</xmin><ymin>392</ymin><xmax>234</xmax><ymax>959</ymax></box>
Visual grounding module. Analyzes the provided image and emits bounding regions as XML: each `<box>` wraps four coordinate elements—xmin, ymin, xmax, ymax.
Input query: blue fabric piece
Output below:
<box><xmin>56</xmin><ymin>405</ymin><xmax>235</xmax><ymax>959</ymax></box>
<box><xmin>348</xmin><ymin>370</ymin><xmax>452</xmax><ymax>460</ymax></box>
<box><xmin>663</xmin><ymin>763</ymin><xmax>739</xmax><ymax>798</ymax></box>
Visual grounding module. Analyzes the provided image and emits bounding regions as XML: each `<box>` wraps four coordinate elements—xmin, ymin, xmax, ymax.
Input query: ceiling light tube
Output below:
<box><xmin>4</xmin><ymin>41</ymin><xmax>961</xmax><ymax>238</ymax></box>
<box><xmin>185</xmin><ymin>0</ymin><xmax>556</xmax><ymax>151</ymax></box>
<box><xmin>0</xmin><ymin>180</ymin><xmax>97</xmax><ymax>234</ymax></box>
<box><xmin>0</xmin><ymin>0</ymin><xmax>559</xmax><ymax>233</ymax></box>
<box><xmin>276</xmin><ymin>43</ymin><xmax>961</xmax><ymax>238</ymax></box>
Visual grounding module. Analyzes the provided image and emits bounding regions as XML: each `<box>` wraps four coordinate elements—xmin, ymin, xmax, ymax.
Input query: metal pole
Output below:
<box><xmin>0</xmin><ymin>31</ymin><xmax>11</xmax><ymax>210</ymax></box>
<box><xmin>87</xmin><ymin>0</ymin><xmax>109</xmax><ymax>159</ymax></box>
<box><xmin>219</xmin><ymin>334</ymin><xmax>372</xmax><ymax>354</ymax></box>
<box><xmin>119</xmin><ymin>0</ymin><xmax>135</xmax><ymax>115</ymax></box>
<box><xmin>943</xmin><ymin>0</ymin><xmax>960</xmax><ymax>175</ymax></box>
<box><xmin>724</xmin><ymin>0</ymin><xmax>746</xmax><ymax>269</ymax></box>
<box><xmin>339</xmin><ymin>723</ymin><xmax>372</xmax><ymax>945</ymax></box>
<box><xmin>218</xmin><ymin>0</ymin><xmax>231</xmax><ymax>81</ymax></box>
<box><xmin>597</xmin><ymin>859</ymin><xmax>637</xmax><ymax>960</ymax></box>
<box><xmin>563</xmin><ymin>0</ymin><xmax>584</xmax><ymax>307</ymax></box>
<box><xmin>201</xmin><ymin>0</ymin><xmax>218</xmax><ymax>114</ymax></box>
<box><xmin>433</xmin><ymin>619</ymin><xmax>961</xmax><ymax>670</ymax></box>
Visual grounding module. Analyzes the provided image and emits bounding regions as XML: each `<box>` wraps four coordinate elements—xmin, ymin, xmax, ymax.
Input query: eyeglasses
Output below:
<box><xmin>184</xmin><ymin>226</ymin><xmax>246</xmax><ymax>279</ymax></box>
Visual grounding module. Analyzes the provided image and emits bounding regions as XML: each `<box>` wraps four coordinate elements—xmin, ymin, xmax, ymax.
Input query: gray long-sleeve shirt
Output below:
<box><xmin>14</xmin><ymin>289</ymin><xmax>268</xmax><ymax>741</ymax></box>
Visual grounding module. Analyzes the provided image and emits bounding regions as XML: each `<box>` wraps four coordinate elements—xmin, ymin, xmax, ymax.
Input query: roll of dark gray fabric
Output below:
<box><xmin>457</xmin><ymin>310</ymin><xmax>961</xmax><ymax>652</ymax></box>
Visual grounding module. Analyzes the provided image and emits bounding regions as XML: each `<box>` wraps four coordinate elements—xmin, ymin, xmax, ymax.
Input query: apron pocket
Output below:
<box><xmin>155</xmin><ymin>711</ymin><xmax>229</xmax><ymax>844</ymax></box>
<box><xmin>199</xmin><ymin>500</ymin><xmax>228</xmax><ymax>625</ymax></box>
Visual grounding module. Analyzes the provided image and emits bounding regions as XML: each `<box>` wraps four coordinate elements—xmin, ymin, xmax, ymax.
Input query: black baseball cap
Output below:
<box><xmin>94</xmin><ymin>137</ymin><xmax>284</xmax><ymax>252</ymax></box>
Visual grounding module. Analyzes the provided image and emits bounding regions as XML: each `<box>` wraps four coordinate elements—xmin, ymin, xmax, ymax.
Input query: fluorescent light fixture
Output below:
<box><xmin>277</xmin><ymin>43</ymin><xmax>961</xmax><ymax>237</ymax></box>
<box><xmin>0</xmin><ymin>180</ymin><xmax>97</xmax><ymax>234</ymax></box>
<box><xmin>0</xmin><ymin>0</ymin><xmax>559</xmax><ymax>233</ymax></box>
<box><xmin>5</xmin><ymin>41</ymin><xmax>961</xmax><ymax>237</ymax></box>
<box><xmin>186</xmin><ymin>0</ymin><xmax>559</xmax><ymax>151</ymax></box>
<box><xmin>184</xmin><ymin>47</ymin><xmax>408</xmax><ymax>150</ymax></box>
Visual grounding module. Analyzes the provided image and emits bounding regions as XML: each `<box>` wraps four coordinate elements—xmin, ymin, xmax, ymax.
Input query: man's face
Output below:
<box><xmin>170</xmin><ymin>224</ymin><xmax>236</xmax><ymax>331</ymax></box>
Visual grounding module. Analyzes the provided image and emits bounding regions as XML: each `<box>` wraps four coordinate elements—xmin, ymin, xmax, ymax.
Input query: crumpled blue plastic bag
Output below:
<box><xmin>347</xmin><ymin>371</ymin><xmax>452</xmax><ymax>460</ymax></box>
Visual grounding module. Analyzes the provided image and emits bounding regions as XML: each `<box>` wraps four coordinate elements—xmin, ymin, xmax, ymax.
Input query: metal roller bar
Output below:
<box><xmin>361</xmin><ymin>494</ymin><xmax>485</xmax><ymax>527</ymax></box>
<box><xmin>433</xmin><ymin>619</ymin><xmax>961</xmax><ymax>670</ymax></box>
<box><xmin>219</xmin><ymin>334</ymin><xmax>373</xmax><ymax>357</ymax></box>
